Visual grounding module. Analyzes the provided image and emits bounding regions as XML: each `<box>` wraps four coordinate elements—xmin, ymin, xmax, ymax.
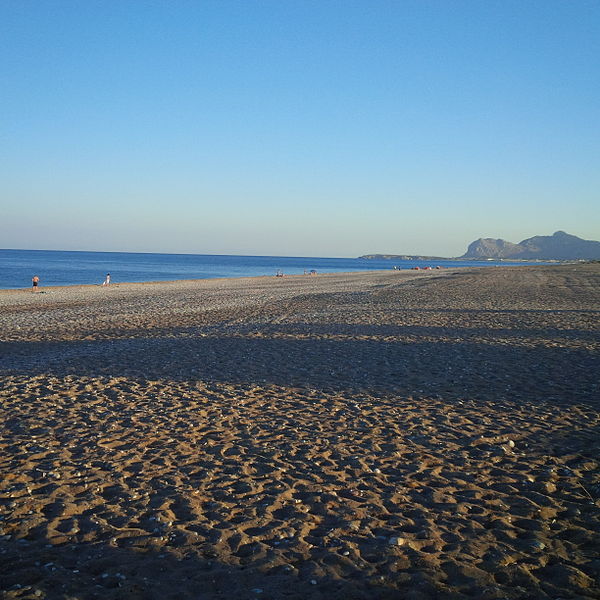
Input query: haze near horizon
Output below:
<box><xmin>2</xmin><ymin>1</ymin><xmax>599</xmax><ymax>258</ymax></box>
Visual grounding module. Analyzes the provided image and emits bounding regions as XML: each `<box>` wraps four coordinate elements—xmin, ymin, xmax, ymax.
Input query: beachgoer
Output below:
<box><xmin>102</xmin><ymin>273</ymin><xmax>111</xmax><ymax>286</ymax></box>
<box><xmin>32</xmin><ymin>275</ymin><xmax>39</xmax><ymax>292</ymax></box>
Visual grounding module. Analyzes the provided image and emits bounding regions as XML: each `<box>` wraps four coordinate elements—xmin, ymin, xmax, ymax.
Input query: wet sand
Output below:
<box><xmin>1</xmin><ymin>265</ymin><xmax>599</xmax><ymax>599</ymax></box>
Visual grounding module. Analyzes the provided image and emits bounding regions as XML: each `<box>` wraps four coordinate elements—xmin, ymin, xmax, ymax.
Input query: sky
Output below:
<box><xmin>1</xmin><ymin>1</ymin><xmax>599</xmax><ymax>257</ymax></box>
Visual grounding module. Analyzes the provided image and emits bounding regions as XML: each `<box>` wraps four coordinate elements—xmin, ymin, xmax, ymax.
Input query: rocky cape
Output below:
<box><xmin>360</xmin><ymin>231</ymin><xmax>600</xmax><ymax>261</ymax></box>
<box><xmin>462</xmin><ymin>231</ymin><xmax>600</xmax><ymax>260</ymax></box>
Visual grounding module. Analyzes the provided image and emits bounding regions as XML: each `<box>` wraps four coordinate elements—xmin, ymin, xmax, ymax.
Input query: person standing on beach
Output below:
<box><xmin>102</xmin><ymin>273</ymin><xmax>111</xmax><ymax>286</ymax></box>
<box><xmin>32</xmin><ymin>275</ymin><xmax>39</xmax><ymax>292</ymax></box>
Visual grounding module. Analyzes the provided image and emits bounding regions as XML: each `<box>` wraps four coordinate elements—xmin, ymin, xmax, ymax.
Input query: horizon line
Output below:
<box><xmin>0</xmin><ymin>247</ymin><xmax>384</xmax><ymax>260</ymax></box>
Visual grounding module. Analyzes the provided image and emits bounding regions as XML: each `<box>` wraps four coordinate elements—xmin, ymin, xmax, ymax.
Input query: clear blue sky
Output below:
<box><xmin>2</xmin><ymin>1</ymin><xmax>599</xmax><ymax>257</ymax></box>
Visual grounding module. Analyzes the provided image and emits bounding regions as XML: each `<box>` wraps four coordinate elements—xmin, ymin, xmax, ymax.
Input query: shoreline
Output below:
<box><xmin>0</xmin><ymin>262</ymin><xmax>555</xmax><ymax>295</ymax></box>
<box><xmin>0</xmin><ymin>267</ymin><xmax>459</xmax><ymax>296</ymax></box>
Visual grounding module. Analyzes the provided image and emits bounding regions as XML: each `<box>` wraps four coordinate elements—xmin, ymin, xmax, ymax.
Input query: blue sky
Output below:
<box><xmin>1</xmin><ymin>1</ymin><xmax>599</xmax><ymax>257</ymax></box>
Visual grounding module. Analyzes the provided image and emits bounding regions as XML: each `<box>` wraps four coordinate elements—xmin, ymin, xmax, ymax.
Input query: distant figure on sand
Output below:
<box><xmin>102</xmin><ymin>273</ymin><xmax>111</xmax><ymax>286</ymax></box>
<box><xmin>31</xmin><ymin>275</ymin><xmax>39</xmax><ymax>292</ymax></box>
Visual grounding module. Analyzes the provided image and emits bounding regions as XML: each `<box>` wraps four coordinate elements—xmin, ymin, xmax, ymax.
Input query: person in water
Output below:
<box><xmin>32</xmin><ymin>275</ymin><xmax>39</xmax><ymax>292</ymax></box>
<box><xmin>102</xmin><ymin>273</ymin><xmax>111</xmax><ymax>286</ymax></box>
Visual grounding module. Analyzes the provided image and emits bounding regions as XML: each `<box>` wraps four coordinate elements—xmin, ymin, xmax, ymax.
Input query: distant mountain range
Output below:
<box><xmin>462</xmin><ymin>231</ymin><xmax>600</xmax><ymax>260</ymax></box>
<box><xmin>360</xmin><ymin>231</ymin><xmax>600</xmax><ymax>261</ymax></box>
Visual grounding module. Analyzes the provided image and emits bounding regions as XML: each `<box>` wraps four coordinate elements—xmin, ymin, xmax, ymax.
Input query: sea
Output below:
<box><xmin>0</xmin><ymin>248</ymin><xmax>552</xmax><ymax>290</ymax></box>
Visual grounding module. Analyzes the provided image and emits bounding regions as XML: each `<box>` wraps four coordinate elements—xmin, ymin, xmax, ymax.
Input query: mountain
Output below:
<box><xmin>461</xmin><ymin>238</ymin><xmax>523</xmax><ymax>259</ymax></box>
<box><xmin>462</xmin><ymin>231</ymin><xmax>600</xmax><ymax>260</ymax></box>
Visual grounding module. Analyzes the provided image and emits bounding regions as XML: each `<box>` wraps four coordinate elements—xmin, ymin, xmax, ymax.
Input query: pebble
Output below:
<box><xmin>389</xmin><ymin>536</ymin><xmax>406</xmax><ymax>546</ymax></box>
<box><xmin>528</xmin><ymin>540</ymin><xmax>546</xmax><ymax>552</ymax></box>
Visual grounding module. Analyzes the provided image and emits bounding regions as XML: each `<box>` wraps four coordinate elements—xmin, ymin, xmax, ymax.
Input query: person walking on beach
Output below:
<box><xmin>31</xmin><ymin>275</ymin><xmax>40</xmax><ymax>292</ymax></box>
<box><xmin>102</xmin><ymin>273</ymin><xmax>111</xmax><ymax>286</ymax></box>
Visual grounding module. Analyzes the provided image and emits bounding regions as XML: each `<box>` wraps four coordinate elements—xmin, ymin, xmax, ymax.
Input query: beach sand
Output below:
<box><xmin>1</xmin><ymin>265</ymin><xmax>599</xmax><ymax>599</ymax></box>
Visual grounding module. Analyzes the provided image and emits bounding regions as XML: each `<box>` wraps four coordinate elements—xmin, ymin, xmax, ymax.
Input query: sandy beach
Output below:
<box><xmin>1</xmin><ymin>264</ymin><xmax>599</xmax><ymax>600</ymax></box>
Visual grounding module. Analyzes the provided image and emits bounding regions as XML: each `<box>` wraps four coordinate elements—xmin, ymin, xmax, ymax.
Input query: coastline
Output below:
<box><xmin>0</xmin><ymin>269</ymin><xmax>389</xmax><ymax>294</ymax></box>
<box><xmin>1</xmin><ymin>264</ymin><xmax>599</xmax><ymax>599</ymax></box>
<box><xmin>0</xmin><ymin>268</ymin><xmax>457</xmax><ymax>300</ymax></box>
<box><xmin>0</xmin><ymin>247</ymin><xmax>557</xmax><ymax>292</ymax></box>
<box><xmin>0</xmin><ymin>262</ymin><xmax>551</xmax><ymax>295</ymax></box>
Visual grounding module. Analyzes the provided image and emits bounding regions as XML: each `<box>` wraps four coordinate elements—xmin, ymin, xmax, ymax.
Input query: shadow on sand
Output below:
<box><xmin>1</xmin><ymin>321</ymin><xmax>598</xmax><ymax>408</ymax></box>
<box><xmin>1</xmin><ymin>534</ymin><xmax>414</xmax><ymax>600</ymax></box>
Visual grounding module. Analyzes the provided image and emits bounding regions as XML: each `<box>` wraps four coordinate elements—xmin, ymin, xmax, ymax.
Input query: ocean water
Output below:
<box><xmin>0</xmin><ymin>248</ymin><xmax>550</xmax><ymax>290</ymax></box>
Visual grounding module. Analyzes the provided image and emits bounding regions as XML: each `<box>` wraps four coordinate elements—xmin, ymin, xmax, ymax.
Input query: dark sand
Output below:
<box><xmin>1</xmin><ymin>265</ymin><xmax>599</xmax><ymax>599</ymax></box>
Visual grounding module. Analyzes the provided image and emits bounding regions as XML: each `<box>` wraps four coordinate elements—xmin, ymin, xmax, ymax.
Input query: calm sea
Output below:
<box><xmin>0</xmin><ymin>248</ymin><xmax>550</xmax><ymax>290</ymax></box>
